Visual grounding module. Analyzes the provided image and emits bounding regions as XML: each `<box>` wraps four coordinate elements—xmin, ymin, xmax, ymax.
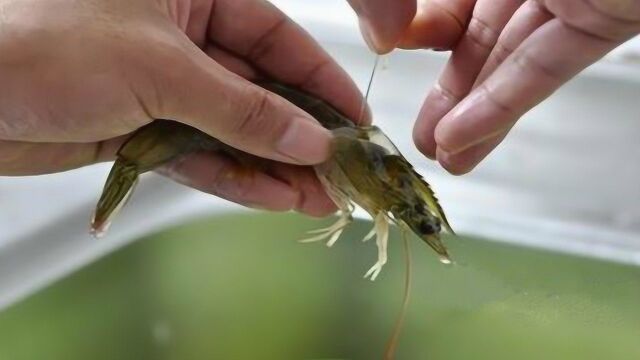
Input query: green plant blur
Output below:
<box><xmin>0</xmin><ymin>212</ymin><xmax>639</xmax><ymax>359</ymax></box>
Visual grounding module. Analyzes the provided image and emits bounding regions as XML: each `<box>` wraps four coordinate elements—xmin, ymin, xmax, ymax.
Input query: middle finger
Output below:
<box><xmin>413</xmin><ymin>0</ymin><xmax>524</xmax><ymax>158</ymax></box>
<box><xmin>473</xmin><ymin>0</ymin><xmax>553</xmax><ymax>87</ymax></box>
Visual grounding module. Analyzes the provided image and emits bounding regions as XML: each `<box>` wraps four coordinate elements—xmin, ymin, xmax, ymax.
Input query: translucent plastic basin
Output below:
<box><xmin>0</xmin><ymin>213</ymin><xmax>638</xmax><ymax>359</ymax></box>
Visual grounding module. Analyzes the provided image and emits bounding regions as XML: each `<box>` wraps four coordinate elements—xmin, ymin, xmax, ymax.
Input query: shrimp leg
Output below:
<box><xmin>364</xmin><ymin>212</ymin><xmax>389</xmax><ymax>281</ymax></box>
<box><xmin>299</xmin><ymin>176</ymin><xmax>353</xmax><ymax>247</ymax></box>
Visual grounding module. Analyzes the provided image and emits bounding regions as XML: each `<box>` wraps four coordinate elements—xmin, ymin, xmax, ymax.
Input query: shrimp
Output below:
<box><xmin>91</xmin><ymin>81</ymin><xmax>455</xmax><ymax>276</ymax></box>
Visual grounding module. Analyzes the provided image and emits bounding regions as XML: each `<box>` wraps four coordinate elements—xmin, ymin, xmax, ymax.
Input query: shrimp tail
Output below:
<box><xmin>90</xmin><ymin>158</ymin><xmax>140</xmax><ymax>238</ymax></box>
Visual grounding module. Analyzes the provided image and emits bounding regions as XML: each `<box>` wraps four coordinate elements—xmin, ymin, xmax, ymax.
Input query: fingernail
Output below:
<box><xmin>434</xmin><ymin>92</ymin><xmax>484</xmax><ymax>155</ymax></box>
<box><xmin>451</xmin><ymin>92</ymin><xmax>479</xmax><ymax>120</ymax></box>
<box><xmin>277</xmin><ymin>118</ymin><xmax>332</xmax><ymax>165</ymax></box>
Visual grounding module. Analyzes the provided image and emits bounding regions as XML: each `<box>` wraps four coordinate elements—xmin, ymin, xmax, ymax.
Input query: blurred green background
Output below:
<box><xmin>0</xmin><ymin>212</ymin><xmax>638</xmax><ymax>359</ymax></box>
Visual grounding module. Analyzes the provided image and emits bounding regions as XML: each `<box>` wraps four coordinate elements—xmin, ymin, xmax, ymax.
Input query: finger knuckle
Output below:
<box><xmin>512</xmin><ymin>49</ymin><xmax>562</xmax><ymax>81</ymax></box>
<box><xmin>477</xmin><ymin>84</ymin><xmax>517</xmax><ymax>115</ymax></box>
<box><xmin>465</xmin><ymin>17</ymin><xmax>500</xmax><ymax>51</ymax></box>
<box><xmin>491</xmin><ymin>41</ymin><xmax>516</xmax><ymax>66</ymax></box>
<box><xmin>246</xmin><ymin>16</ymin><xmax>288</xmax><ymax>62</ymax></box>
<box><xmin>433</xmin><ymin>81</ymin><xmax>463</xmax><ymax>102</ymax></box>
<box><xmin>131</xmin><ymin>44</ymin><xmax>193</xmax><ymax>119</ymax></box>
<box><xmin>296</xmin><ymin>58</ymin><xmax>331</xmax><ymax>92</ymax></box>
<box><xmin>233</xmin><ymin>89</ymin><xmax>286</xmax><ymax>140</ymax></box>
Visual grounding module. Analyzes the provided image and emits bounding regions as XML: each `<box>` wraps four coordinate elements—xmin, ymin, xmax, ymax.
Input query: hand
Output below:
<box><xmin>349</xmin><ymin>0</ymin><xmax>640</xmax><ymax>174</ymax></box>
<box><xmin>0</xmin><ymin>0</ymin><xmax>367</xmax><ymax>216</ymax></box>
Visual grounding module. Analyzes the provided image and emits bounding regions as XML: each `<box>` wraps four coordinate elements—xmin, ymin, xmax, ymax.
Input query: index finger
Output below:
<box><xmin>207</xmin><ymin>0</ymin><xmax>369</xmax><ymax>124</ymax></box>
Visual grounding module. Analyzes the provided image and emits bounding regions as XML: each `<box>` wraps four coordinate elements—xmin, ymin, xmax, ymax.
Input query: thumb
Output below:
<box><xmin>152</xmin><ymin>45</ymin><xmax>332</xmax><ymax>166</ymax></box>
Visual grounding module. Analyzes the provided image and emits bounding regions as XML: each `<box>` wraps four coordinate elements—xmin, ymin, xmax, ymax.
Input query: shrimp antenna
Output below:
<box><xmin>383</xmin><ymin>228</ymin><xmax>412</xmax><ymax>360</ymax></box>
<box><xmin>358</xmin><ymin>54</ymin><xmax>381</xmax><ymax>124</ymax></box>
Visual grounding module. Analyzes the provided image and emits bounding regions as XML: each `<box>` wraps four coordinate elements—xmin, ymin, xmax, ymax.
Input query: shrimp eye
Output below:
<box><xmin>418</xmin><ymin>221</ymin><xmax>438</xmax><ymax>235</ymax></box>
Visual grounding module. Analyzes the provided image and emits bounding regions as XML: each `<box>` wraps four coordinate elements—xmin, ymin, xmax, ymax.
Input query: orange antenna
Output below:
<box><xmin>383</xmin><ymin>229</ymin><xmax>412</xmax><ymax>360</ymax></box>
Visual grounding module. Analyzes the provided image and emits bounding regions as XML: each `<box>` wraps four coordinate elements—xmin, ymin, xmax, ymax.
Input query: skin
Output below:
<box><xmin>0</xmin><ymin>0</ymin><xmax>371</xmax><ymax>216</ymax></box>
<box><xmin>348</xmin><ymin>0</ymin><xmax>640</xmax><ymax>174</ymax></box>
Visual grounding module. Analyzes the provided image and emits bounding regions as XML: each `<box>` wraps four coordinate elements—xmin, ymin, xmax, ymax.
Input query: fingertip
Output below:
<box><xmin>436</xmin><ymin>147</ymin><xmax>474</xmax><ymax>176</ymax></box>
<box><xmin>412</xmin><ymin>121</ymin><xmax>436</xmax><ymax>160</ymax></box>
